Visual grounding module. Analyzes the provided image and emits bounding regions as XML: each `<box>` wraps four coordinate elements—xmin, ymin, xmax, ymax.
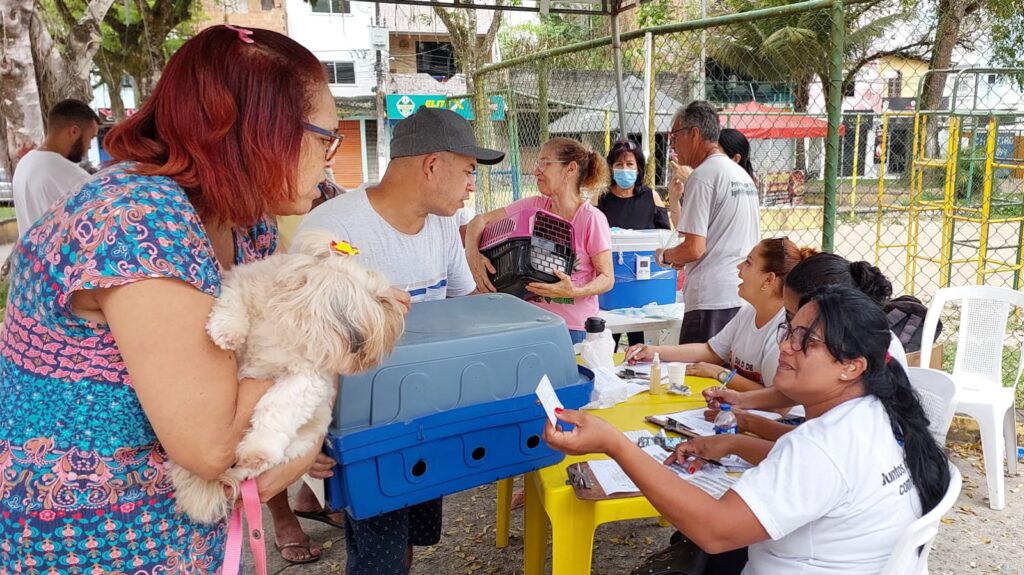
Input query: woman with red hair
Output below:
<box><xmin>0</xmin><ymin>25</ymin><xmax>374</xmax><ymax>572</ymax></box>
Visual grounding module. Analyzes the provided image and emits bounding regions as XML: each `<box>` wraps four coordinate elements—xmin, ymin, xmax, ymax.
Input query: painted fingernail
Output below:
<box><xmin>688</xmin><ymin>466</ymin><xmax>695</xmax><ymax>474</ymax></box>
<box><xmin>554</xmin><ymin>407</ymin><xmax>563</xmax><ymax>414</ymax></box>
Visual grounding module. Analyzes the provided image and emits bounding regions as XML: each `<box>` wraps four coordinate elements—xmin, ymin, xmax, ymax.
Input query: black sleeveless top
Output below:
<box><xmin>596</xmin><ymin>185</ymin><xmax>671</xmax><ymax>230</ymax></box>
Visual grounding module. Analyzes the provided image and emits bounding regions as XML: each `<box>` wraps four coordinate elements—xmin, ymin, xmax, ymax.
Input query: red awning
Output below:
<box><xmin>720</xmin><ymin>101</ymin><xmax>844</xmax><ymax>139</ymax></box>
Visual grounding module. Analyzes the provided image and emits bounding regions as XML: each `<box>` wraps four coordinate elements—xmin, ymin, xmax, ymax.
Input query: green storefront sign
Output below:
<box><xmin>386</xmin><ymin>94</ymin><xmax>505</xmax><ymax>121</ymax></box>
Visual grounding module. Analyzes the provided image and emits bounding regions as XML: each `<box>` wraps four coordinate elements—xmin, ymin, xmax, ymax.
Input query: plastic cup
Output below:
<box><xmin>667</xmin><ymin>363</ymin><xmax>686</xmax><ymax>386</ymax></box>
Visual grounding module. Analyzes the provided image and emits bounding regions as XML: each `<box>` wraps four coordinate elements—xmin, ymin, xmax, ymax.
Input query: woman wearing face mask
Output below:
<box><xmin>594</xmin><ymin>139</ymin><xmax>671</xmax><ymax>346</ymax></box>
<box><xmin>595</xmin><ymin>139</ymin><xmax>671</xmax><ymax>231</ymax></box>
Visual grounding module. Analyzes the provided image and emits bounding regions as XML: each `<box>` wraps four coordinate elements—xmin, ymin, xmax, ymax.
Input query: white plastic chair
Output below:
<box><xmin>880</xmin><ymin>463</ymin><xmax>962</xmax><ymax>575</ymax></box>
<box><xmin>920</xmin><ymin>285</ymin><xmax>1023</xmax><ymax>510</ymax></box>
<box><xmin>906</xmin><ymin>367</ymin><xmax>958</xmax><ymax>445</ymax></box>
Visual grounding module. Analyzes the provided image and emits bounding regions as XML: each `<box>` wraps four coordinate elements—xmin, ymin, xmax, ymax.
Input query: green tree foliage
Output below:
<box><xmin>91</xmin><ymin>0</ymin><xmax>202</xmax><ymax>119</ymax></box>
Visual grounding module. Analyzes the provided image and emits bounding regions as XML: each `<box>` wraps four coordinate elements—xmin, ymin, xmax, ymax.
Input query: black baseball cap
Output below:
<box><xmin>391</xmin><ymin>107</ymin><xmax>505</xmax><ymax>165</ymax></box>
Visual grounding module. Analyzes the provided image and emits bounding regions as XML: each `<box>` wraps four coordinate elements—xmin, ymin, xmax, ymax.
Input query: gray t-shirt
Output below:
<box><xmin>294</xmin><ymin>184</ymin><xmax>475</xmax><ymax>302</ymax></box>
<box><xmin>677</xmin><ymin>153</ymin><xmax>760</xmax><ymax>311</ymax></box>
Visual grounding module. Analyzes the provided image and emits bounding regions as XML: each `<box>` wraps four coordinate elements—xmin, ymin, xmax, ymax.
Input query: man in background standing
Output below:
<box><xmin>12</xmin><ymin>99</ymin><xmax>100</xmax><ymax>237</ymax></box>
<box><xmin>658</xmin><ymin>100</ymin><xmax>760</xmax><ymax>344</ymax></box>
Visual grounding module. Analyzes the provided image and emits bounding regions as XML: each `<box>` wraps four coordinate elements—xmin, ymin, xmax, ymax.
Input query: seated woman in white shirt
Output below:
<box><xmin>543</xmin><ymin>286</ymin><xmax>952</xmax><ymax>575</ymax></box>
<box><xmin>624</xmin><ymin>237</ymin><xmax>816</xmax><ymax>391</ymax></box>
<box><xmin>705</xmin><ymin>253</ymin><xmax>908</xmax><ymax>440</ymax></box>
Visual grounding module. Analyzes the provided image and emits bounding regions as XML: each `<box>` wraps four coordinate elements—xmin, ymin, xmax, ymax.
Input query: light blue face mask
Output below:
<box><xmin>613</xmin><ymin>168</ymin><xmax>638</xmax><ymax>189</ymax></box>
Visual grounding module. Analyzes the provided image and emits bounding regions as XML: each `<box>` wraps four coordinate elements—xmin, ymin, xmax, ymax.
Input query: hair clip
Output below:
<box><xmin>224</xmin><ymin>24</ymin><xmax>255</xmax><ymax>44</ymax></box>
<box><xmin>331</xmin><ymin>240</ymin><xmax>359</xmax><ymax>256</ymax></box>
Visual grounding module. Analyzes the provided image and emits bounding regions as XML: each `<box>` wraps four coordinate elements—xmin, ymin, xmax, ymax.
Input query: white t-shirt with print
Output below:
<box><xmin>707</xmin><ymin>304</ymin><xmax>784</xmax><ymax>387</ymax></box>
<box><xmin>733</xmin><ymin>395</ymin><xmax>924</xmax><ymax>575</ymax></box>
<box><xmin>295</xmin><ymin>184</ymin><xmax>476</xmax><ymax>302</ymax></box>
<box><xmin>676</xmin><ymin>153</ymin><xmax>760</xmax><ymax>311</ymax></box>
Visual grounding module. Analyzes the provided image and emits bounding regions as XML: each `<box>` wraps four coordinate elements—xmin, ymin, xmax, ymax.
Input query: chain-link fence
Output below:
<box><xmin>471</xmin><ymin>0</ymin><xmax>1024</xmax><ymax>405</ymax></box>
<box><xmin>472</xmin><ymin>0</ymin><xmax>840</xmax><ymax>258</ymax></box>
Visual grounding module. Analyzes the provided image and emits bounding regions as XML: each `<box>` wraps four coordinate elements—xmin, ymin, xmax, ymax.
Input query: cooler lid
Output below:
<box><xmin>398</xmin><ymin>293</ymin><xmax>564</xmax><ymax>345</ymax></box>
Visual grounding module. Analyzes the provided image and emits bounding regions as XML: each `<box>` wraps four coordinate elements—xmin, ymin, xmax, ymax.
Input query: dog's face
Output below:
<box><xmin>264</xmin><ymin>233</ymin><xmax>405</xmax><ymax>375</ymax></box>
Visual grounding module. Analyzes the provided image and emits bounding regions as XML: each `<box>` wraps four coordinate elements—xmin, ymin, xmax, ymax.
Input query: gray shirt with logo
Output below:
<box><xmin>676</xmin><ymin>153</ymin><xmax>761</xmax><ymax>311</ymax></box>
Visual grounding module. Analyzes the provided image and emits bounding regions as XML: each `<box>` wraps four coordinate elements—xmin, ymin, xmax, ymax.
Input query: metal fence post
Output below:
<box><xmin>822</xmin><ymin>0</ymin><xmax>844</xmax><ymax>252</ymax></box>
<box><xmin>474</xmin><ymin>76</ymin><xmax>493</xmax><ymax>212</ymax></box>
<box><xmin>538</xmin><ymin>59</ymin><xmax>550</xmax><ymax>143</ymax></box>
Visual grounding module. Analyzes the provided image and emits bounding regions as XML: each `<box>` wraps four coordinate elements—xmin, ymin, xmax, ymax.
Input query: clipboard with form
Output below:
<box><xmin>645</xmin><ymin>407</ymin><xmax>784</xmax><ymax>438</ymax></box>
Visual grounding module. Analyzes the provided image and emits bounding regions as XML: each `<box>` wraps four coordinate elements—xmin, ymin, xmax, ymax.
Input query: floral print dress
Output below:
<box><xmin>0</xmin><ymin>162</ymin><xmax>277</xmax><ymax>574</ymax></box>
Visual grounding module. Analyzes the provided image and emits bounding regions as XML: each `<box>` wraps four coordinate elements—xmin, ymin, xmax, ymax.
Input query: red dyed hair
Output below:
<box><xmin>104</xmin><ymin>26</ymin><xmax>327</xmax><ymax>226</ymax></box>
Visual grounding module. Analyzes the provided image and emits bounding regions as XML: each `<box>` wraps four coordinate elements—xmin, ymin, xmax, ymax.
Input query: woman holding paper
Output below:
<box><xmin>625</xmin><ymin>237</ymin><xmax>815</xmax><ymax>391</ymax></box>
<box><xmin>545</xmin><ymin>287</ymin><xmax>951</xmax><ymax>574</ymax></box>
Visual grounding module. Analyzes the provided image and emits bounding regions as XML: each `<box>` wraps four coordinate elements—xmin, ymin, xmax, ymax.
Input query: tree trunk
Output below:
<box><xmin>30</xmin><ymin>0</ymin><xmax>116</xmax><ymax>119</ymax></box>
<box><xmin>0</xmin><ymin>0</ymin><xmax>45</xmax><ymax>175</ymax></box>
<box><xmin>921</xmin><ymin>0</ymin><xmax>968</xmax><ymax>157</ymax></box>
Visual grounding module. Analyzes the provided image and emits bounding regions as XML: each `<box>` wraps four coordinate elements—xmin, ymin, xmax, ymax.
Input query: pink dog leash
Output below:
<box><xmin>222</xmin><ymin>479</ymin><xmax>268</xmax><ymax>575</ymax></box>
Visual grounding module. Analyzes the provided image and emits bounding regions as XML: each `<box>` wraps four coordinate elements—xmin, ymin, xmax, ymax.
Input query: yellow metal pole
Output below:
<box><xmin>874</xmin><ymin>112</ymin><xmax>889</xmax><ymax>266</ymax></box>
<box><xmin>852</xmin><ymin>113</ymin><xmax>861</xmax><ymax>211</ymax></box>
<box><xmin>977</xmin><ymin>115</ymin><xmax>998</xmax><ymax>284</ymax></box>
<box><xmin>906</xmin><ymin>112</ymin><xmax>923</xmax><ymax>295</ymax></box>
<box><xmin>646</xmin><ymin>35</ymin><xmax>657</xmax><ymax>189</ymax></box>
<box><xmin>604</xmin><ymin>109</ymin><xmax>611</xmax><ymax>154</ymax></box>
<box><xmin>939</xmin><ymin>115</ymin><xmax>960</xmax><ymax>288</ymax></box>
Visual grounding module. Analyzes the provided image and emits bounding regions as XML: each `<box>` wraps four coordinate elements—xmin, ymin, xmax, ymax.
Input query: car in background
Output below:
<box><xmin>0</xmin><ymin>168</ymin><xmax>12</xmax><ymax>206</ymax></box>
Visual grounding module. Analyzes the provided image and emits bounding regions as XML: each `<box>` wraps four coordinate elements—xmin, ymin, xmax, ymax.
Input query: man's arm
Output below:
<box><xmin>661</xmin><ymin>233</ymin><xmax>705</xmax><ymax>266</ymax></box>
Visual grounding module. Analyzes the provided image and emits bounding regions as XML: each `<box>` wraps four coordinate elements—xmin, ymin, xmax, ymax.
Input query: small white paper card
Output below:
<box><xmin>535</xmin><ymin>374</ymin><xmax>564</xmax><ymax>427</ymax></box>
<box><xmin>301</xmin><ymin>474</ymin><xmax>326</xmax><ymax>508</ymax></box>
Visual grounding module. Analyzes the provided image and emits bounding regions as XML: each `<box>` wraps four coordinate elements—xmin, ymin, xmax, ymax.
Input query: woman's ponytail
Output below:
<box><xmin>807</xmin><ymin>286</ymin><xmax>951</xmax><ymax>514</ymax></box>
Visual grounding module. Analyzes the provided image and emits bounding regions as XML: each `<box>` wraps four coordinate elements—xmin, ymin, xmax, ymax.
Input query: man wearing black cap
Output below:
<box><xmin>270</xmin><ymin>107</ymin><xmax>504</xmax><ymax>572</ymax></box>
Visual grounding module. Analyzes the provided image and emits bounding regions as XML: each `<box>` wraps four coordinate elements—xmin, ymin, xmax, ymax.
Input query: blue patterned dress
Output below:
<box><xmin>0</xmin><ymin>162</ymin><xmax>277</xmax><ymax>574</ymax></box>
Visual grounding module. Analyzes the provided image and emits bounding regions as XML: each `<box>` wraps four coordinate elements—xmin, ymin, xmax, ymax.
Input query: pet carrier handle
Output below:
<box><xmin>222</xmin><ymin>478</ymin><xmax>268</xmax><ymax>575</ymax></box>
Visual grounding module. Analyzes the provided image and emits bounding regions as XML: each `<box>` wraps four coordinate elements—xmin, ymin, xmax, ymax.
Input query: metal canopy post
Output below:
<box><xmin>610</xmin><ymin>1</ymin><xmax>628</xmax><ymax>141</ymax></box>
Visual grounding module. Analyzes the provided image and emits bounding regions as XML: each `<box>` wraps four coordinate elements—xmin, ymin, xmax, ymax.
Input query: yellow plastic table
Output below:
<box><xmin>518</xmin><ymin>376</ymin><xmax>719</xmax><ymax>575</ymax></box>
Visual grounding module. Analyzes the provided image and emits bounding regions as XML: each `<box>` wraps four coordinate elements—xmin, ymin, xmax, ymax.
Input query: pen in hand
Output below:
<box><xmin>719</xmin><ymin>367</ymin><xmax>738</xmax><ymax>390</ymax></box>
<box><xmin>624</xmin><ymin>344</ymin><xmax>647</xmax><ymax>364</ymax></box>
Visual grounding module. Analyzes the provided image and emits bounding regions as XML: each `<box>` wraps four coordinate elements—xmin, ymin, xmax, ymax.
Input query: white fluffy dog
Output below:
<box><xmin>170</xmin><ymin>230</ymin><xmax>406</xmax><ymax>523</ymax></box>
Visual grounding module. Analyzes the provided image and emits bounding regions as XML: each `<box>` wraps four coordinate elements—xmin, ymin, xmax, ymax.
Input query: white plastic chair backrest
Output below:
<box><xmin>906</xmin><ymin>367</ymin><xmax>958</xmax><ymax>444</ymax></box>
<box><xmin>919</xmin><ymin>285</ymin><xmax>1024</xmax><ymax>391</ymax></box>
<box><xmin>880</xmin><ymin>463</ymin><xmax>962</xmax><ymax>575</ymax></box>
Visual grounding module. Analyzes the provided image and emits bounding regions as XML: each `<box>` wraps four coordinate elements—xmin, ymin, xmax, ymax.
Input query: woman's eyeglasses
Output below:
<box><xmin>303</xmin><ymin>122</ymin><xmax>344</xmax><ymax>162</ymax></box>
<box><xmin>776</xmin><ymin>323</ymin><xmax>825</xmax><ymax>352</ymax></box>
<box><xmin>534</xmin><ymin>159</ymin><xmax>567</xmax><ymax>171</ymax></box>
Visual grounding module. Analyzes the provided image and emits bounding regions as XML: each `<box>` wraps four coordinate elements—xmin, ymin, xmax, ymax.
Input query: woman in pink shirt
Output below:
<box><xmin>466</xmin><ymin>137</ymin><xmax>614</xmax><ymax>343</ymax></box>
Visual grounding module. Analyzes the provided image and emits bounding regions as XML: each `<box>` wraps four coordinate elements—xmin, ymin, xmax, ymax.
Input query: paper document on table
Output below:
<box><xmin>624</xmin><ymin>430</ymin><xmax>655</xmax><ymax>443</ymax></box>
<box><xmin>641</xmin><ymin>445</ymin><xmax>739</xmax><ymax>498</ymax></box>
<box><xmin>588</xmin><ymin>459</ymin><xmax>639</xmax><ymax>494</ymax></box>
<box><xmin>678</xmin><ymin>466</ymin><xmax>737</xmax><ymax>499</ymax></box>
<box><xmin>652</xmin><ymin>407</ymin><xmax>785</xmax><ymax>437</ymax></box>
<box><xmin>720</xmin><ymin>455</ymin><xmax>754</xmax><ymax>472</ymax></box>
<box><xmin>535</xmin><ymin>374</ymin><xmax>564</xmax><ymax>427</ymax></box>
<box><xmin>589</xmin><ymin>447</ymin><xmax>738</xmax><ymax>498</ymax></box>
